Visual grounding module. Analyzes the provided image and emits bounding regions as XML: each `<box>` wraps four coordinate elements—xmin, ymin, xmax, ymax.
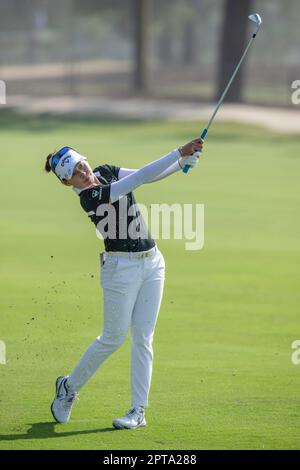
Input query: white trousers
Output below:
<box><xmin>68</xmin><ymin>247</ymin><xmax>165</xmax><ymax>408</ymax></box>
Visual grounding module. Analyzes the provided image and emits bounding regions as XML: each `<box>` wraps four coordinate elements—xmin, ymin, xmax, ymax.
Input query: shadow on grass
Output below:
<box><xmin>0</xmin><ymin>421</ymin><xmax>117</xmax><ymax>441</ymax></box>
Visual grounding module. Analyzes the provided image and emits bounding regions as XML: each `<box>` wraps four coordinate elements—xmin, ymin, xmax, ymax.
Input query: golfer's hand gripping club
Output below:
<box><xmin>183</xmin><ymin>129</ymin><xmax>207</xmax><ymax>173</ymax></box>
<box><xmin>179</xmin><ymin>138</ymin><xmax>204</xmax><ymax>170</ymax></box>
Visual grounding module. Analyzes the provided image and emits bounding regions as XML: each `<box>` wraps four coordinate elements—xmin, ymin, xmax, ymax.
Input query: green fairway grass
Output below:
<box><xmin>0</xmin><ymin>113</ymin><xmax>299</xmax><ymax>450</ymax></box>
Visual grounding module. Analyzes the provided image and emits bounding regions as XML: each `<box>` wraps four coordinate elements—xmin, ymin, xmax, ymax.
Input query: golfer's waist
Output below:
<box><xmin>105</xmin><ymin>246</ymin><xmax>158</xmax><ymax>259</ymax></box>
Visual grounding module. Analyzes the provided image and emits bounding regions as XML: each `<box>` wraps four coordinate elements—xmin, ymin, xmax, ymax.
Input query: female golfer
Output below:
<box><xmin>46</xmin><ymin>137</ymin><xmax>203</xmax><ymax>429</ymax></box>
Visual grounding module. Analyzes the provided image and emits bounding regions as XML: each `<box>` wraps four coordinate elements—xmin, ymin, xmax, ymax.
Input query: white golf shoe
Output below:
<box><xmin>50</xmin><ymin>376</ymin><xmax>78</xmax><ymax>424</ymax></box>
<box><xmin>112</xmin><ymin>406</ymin><xmax>146</xmax><ymax>430</ymax></box>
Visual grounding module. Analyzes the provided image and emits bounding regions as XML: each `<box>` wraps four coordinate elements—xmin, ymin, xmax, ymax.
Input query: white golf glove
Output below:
<box><xmin>179</xmin><ymin>151</ymin><xmax>201</xmax><ymax>170</ymax></box>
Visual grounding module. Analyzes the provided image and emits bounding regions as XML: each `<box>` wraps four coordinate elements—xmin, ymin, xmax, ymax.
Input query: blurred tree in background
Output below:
<box><xmin>133</xmin><ymin>0</ymin><xmax>149</xmax><ymax>93</ymax></box>
<box><xmin>0</xmin><ymin>0</ymin><xmax>298</xmax><ymax>106</ymax></box>
<box><xmin>216</xmin><ymin>0</ymin><xmax>253</xmax><ymax>102</ymax></box>
<box><xmin>74</xmin><ymin>0</ymin><xmax>150</xmax><ymax>93</ymax></box>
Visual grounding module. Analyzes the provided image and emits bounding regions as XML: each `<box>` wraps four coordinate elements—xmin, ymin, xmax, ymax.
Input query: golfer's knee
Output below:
<box><xmin>97</xmin><ymin>333</ymin><xmax>126</xmax><ymax>351</ymax></box>
<box><xmin>131</xmin><ymin>329</ymin><xmax>154</xmax><ymax>348</ymax></box>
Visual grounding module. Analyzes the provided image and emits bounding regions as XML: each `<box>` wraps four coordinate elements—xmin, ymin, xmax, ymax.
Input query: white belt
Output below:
<box><xmin>104</xmin><ymin>246</ymin><xmax>157</xmax><ymax>259</ymax></box>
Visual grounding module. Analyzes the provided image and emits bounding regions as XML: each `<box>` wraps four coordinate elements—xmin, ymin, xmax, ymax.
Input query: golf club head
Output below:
<box><xmin>248</xmin><ymin>13</ymin><xmax>262</xmax><ymax>33</ymax></box>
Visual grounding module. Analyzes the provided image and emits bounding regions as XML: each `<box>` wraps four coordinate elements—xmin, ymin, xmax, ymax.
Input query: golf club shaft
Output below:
<box><xmin>183</xmin><ymin>32</ymin><xmax>257</xmax><ymax>174</ymax></box>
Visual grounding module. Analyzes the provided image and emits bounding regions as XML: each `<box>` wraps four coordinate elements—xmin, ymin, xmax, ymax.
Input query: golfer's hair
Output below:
<box><xmin>44</xmin><ymin>151</ymin><xmax>56</xmax><ymax>173</ymax></box>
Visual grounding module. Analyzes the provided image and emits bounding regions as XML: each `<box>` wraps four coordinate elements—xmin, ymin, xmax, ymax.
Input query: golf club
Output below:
<box><xmin>183</xmin><ymin>13</ymin><xmax>262</xmax><ymax>173</ymax></box>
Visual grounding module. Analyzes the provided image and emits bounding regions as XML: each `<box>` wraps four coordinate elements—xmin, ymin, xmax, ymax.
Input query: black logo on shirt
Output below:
<box><xmin>92</xmin><ymin>188</ymin><xmax>102</xmax><ymax>199</ymax></box>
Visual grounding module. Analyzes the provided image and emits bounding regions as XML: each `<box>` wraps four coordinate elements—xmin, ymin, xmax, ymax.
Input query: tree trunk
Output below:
<box><xmin>216</xmin><ymin>0</ymin><xmax>253</xmax><ymax>103</ymax></box>
<box><xmin>133</xmin><ymin>0</ymin><xmax>149</xmax><ymax>94</ymax></box>
<box><xmin>158</xmin><ymin>25</ymin><xmax>173</xmax><ymax>64</ymax></box>
<box><xmin>182</xmin><ymin>17</ymin><xmax>196</xmax><ymax>65</ymax></box>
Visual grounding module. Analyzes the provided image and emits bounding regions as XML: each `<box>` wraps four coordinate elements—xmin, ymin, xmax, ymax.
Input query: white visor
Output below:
<box><xmin>54</xmin><ymin>149</ymin><xmax>86</xmax><ymax>181</ymax></box>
